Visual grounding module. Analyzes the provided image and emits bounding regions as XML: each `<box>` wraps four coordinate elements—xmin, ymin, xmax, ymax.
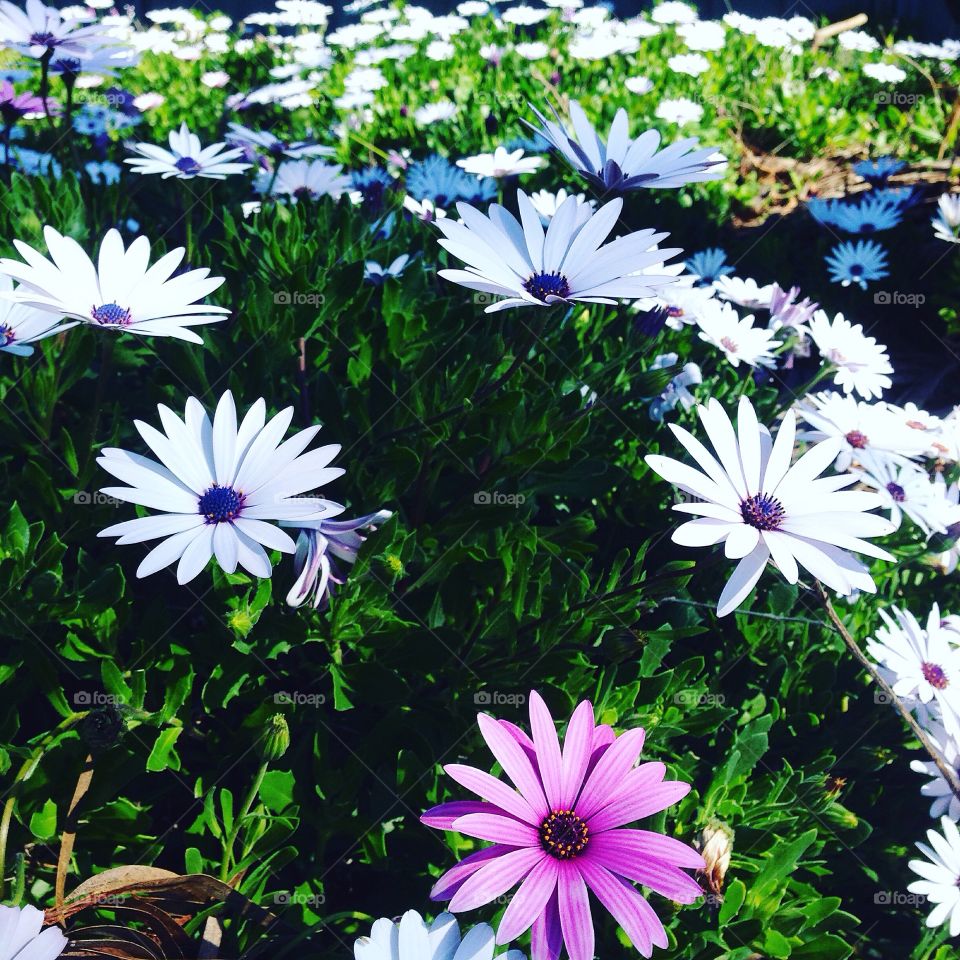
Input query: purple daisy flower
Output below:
<box><xmin>422</xmin><ymin>692</ymin><xmax>704</xmax><ymax>960</ymax></box>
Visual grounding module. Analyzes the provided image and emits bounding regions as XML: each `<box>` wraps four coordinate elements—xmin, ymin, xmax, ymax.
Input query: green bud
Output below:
<box><xmin>260</xmin><ymin>714</ymin><xmax>290</xmax><ymax>762</ymax></box>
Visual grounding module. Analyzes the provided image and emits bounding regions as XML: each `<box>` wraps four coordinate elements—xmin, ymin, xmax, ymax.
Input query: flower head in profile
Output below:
<box><xmin>0</xmin><ymin>227</ymin><xmax>229</xmax><ymax>343</ymax></box>
<box><xmin>806</xmin><ymin>310</ymin><xmax>892</xmax><ymax>400</ymax></box>
<box><xmin>125</xmin><ymin>122</ymin><xmax>251</xmax><ymax>180</ymax></box>
<box><xmin>0</xmin><ymin>0</ymin><xmax>108</xmax><ymax>58</ymax></box>
<box><xmin>646</xmin><ymin>396</ymin><xmax>895</xmax><ymax>616</ymax></box>
<box><xmin>422</xmin><ymin>691</ymin><xmax>704</xmax><ymax>960</ymax></box>
<box><xmin>260</xmin><ymin>159</ymin><xmax>352</xmax><ymax>201</ymax></box>
<box><xmin>0</xmin><ymin>903</ymin><xmax>67</xmax><ymax>960</ymax></box>
<box><xmin>226</xmin><ymin>121</ymin><xmax>334</xmax><ymax>160</ymax></box>
<box><xmin>825</xmin><ymin>240</ymin><xmax>888</xmax><ymax>290</ymax></box>
<box><xmin>684</xmin><ymin>247</ymin><xmax>732</xmax><ymax>285</ymax></box>
<box><xmin>713</xmin><ymin>275</ymin><xmax>773</xmax><ymax>309</ymax></box>
<box><xmin>98</xmin><ymin>391</ymin><xmax>345</xmax><ymax>583</ymax></box>
<box><xmin>852</xmin><ymin>156</ymin><xmax>905</xmax><ymax>186</ymax></box>
<box><xmin>284</xmin><ymin>509</ymin><xmax>392</xmax><ymax>609</ymax></box>
<box><xmin>852</xmin><ymin>455</ymin><xmax>954</xmax><ymax>537</ymax></box>
<box><xmin>0</xmin><ymin>80</ymin><xmax>45</xmax><ymax>126</ymax></box>
<box><xmin>766</xmin><ymin>283</ymin><xmax>817</xmax><ymax>333</ymax></box>
<box><xmin>436</xmin><ymin>190</ymin><xmax>682</xmax><ymax>313</ymax></box>
<box><xmin>0</xmin><ymin>274</ymin><xmax>76</xmax><ymax>355</ymax></box>
<box><xmin>932</xmin><ymin>193</ymin><xmax>960</xmax><ymax>244</ymax></box>
<box><xmin>527</xmin><ymin>99</ymin><xmax>724</xmax><ymax>193</ymax></box>
<box><xmin>908</xmin><ymin>817</ymin><xmax>960</xmax><ymax>934</ymax></box>
<box><xmin>867</xmin><ymin>604</ymin><xmax>960</xmax><ymax>740</ymax></box>
<box><xmin>694</xmin><ymin>300</ymin><xmax>781</xmax><ymax>368</ymax></box>
<box><xmin>457</xmin><ymin>147</ymin><xmax>544</xmax><ymax>179</ymax></box>
<box><xmin>910</xmin><ymin>722</ymin><xmax>960</xmax><ymax>822</ymax></box>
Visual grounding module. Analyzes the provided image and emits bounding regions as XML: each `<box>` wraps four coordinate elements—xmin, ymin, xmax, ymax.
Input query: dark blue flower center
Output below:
<box><xmin>922</xmin><ymin>662</ymin><xmax>949</xmax><ymax>690</ymax></box>
<box><xmin>175</xmin><ymin>156</ymin><xmax>202</xmax><ymax>175</ymax></box>
<box><xmin>91</xmin><ymin>302</ymin><xmax>132</xmax><ymax>326</ymax></box>
<box><xmin>523</xmin><ymin>270</ymin><xmax>571</xmax><ymax>303</ymax></box>
<box><xmin>740</xmin><ymin>493</ymin><xmax>786</xmax><ymax>531</ymax></box>
<box><xmin>198</xmin><ymin>484</ymin><xmax>245</xmax><ymax>524</ymax></box>
<box><xmin>540</xmin><ymin>809</ymin><xmax>588</xmax><ymax>860</ymax></box>
<box><xmin>849</xmin><ymin>264</ymin><xmax>864</xmax><ymax>276</ymax></box>
<box><xmin>0</xmin><ymin>323</ymin><xmax>14</xmax><ymax>346</ymax></box>
<box><xmin>886</xmin><ymin>482</ymin><xmax>906</xmax><ymax>502</ymax></box>
<box><xmin>29</xmin><ymin>31</ymin><xmax>58</xmax><ymax>48</ymax></box>
<box><xmin>293</xmin><ymin>185</ymin><xmax>315</xmax><ymax>200</ymax></box>
<box><xmin>54</xmin><ymin>57</ymin><xmax>81</xmax><ymax>73</ymax></box>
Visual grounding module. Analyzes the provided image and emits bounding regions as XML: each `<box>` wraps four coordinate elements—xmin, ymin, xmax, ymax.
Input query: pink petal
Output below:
<box><xmin>421</xmin><ymin>800</ymin><xmax>490</xmax><ymax>830</ymax></box>
<box><xmin>431</xmin><ymin>845</ymin><xmax>513</xmax><ymax>900</ymax></box>
<box><xmin>577</xmin><ymin>859</ymin><xmax>667</xmax><ymax>956</ymax></box>
<box><xmin>593</xmin><ymin>828</ymin><xmax>705</xmax><ymax>870</ymax></box>
<box><xmin>531</xmin><ymin>889</ymin><xmax>563</xmax><ymax>960</ymax></box>
<box><xmin>576</xmin><ymin>728</ymin><xmax>646</xmax><ymax>820</ymax></box>
<box><xmin>448</xmin><ymin>846</ymin><xmax>544</xmax><ymax>912</ymax></box>
<box><xmin>530</xmin><ymin>691</ymin><xmax>564</xmax><ymax>809</ymax></box>
<box><xmin>589</xmin><ymin>780</ymin><xmax>689</xmax><ymax>833</ymax></box>
<box><xmin>497</xmin><ymin>856</ymin><xmax>560</xmax><ymax>943</ymax></box>
<box><xmin>558</xmin><ymin>863</ymin><xmax>595</xmax><ymax>960</ymax></box>
<box><xmin>589</xmin><ymin>833</ymin><xmax>704</xmax><ymax>903</ymax></box>
<box><xmin>585</xmin><ymin>725</ymin><xmax>616</xmax><ymax>779</ymax></box>
<box><xmin>451</xmin><ymin>812</ymin><xmax>539</xmax><ymax>846</ymax></box>
<box><xmin>478</xmin><ymin>714</ymin><xmax>549</xmax><ymax>817</ymax></box>
<box><xmin>560</xmin><ymin>700</ymin><xmax>595</xmax><ymax>808</ymax></box>
<box><xmin>444</xmin><ymin>764</ymin><xmax>540</xmax><ymax>825</ymax></box>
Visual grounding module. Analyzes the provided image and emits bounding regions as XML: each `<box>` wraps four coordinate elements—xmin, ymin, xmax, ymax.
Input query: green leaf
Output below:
<box><xmin>146</xmin><ymin>727</ymin><xmax>184</xmax><ymax>773</ymax></box>
<box><xmin>29</xmin><ymin>799</ymin><xmax>57</xmax><ymax>840</ymax></box>
<box><xmin>719</xmin><ymin>879</ymin><xmax>746</xmax><ymax>925</ymax></box>
<box><xmin>4</xmin><ymin>503</ymin><xmax>30</xmax><ymax>558</ymax></box>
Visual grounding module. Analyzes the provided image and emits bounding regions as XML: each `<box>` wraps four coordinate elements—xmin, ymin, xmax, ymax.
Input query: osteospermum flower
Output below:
<box><xmin>694</xmin><ymin>300</ymin><xmax>781</xmax><ymax>369</ymax></box>
<box><xmin>645</xmin><ymin>396</ymin><xmax>895</xmax><ymax>616</ymax></box>
<box><xmin>260</xmin><ymin>160</ymin><xmax>352</xmax><ymax>201</ymax></box>
<box><xmin>435</xmin><ymin>190</ymin><xmax>682</xmax><ymax>313</ymax></box>
<box><xmin>98</xmin><ymin>391</ymin><xmax>345</xmax><ymax>583</ymax></box>
<box><xmin>527</xmin><ymin>99</ymin><xmax>724</xmax><ymax>193</ymax></box>
<box><xmin>456</xmin><ymin>147</ymin><xmax>544</xmax><ymax>179</ymax></box>
<box><xmin>0</xmin><ymin>0</ymin><xmax>108</xmax><ymax>58</ymax></box>
<box><xmin>868</xmin><ymin>604</ymin><xmax>960</xmax><ymax>740</ymax></box>
<box><xmin>225</xmin><ymin>122</ymin><xmax>334</xmax><ymax>160</ymax></box>
<box><xmin>910</xmin><ymin>722</ymin><xmax>960</xmax><ymax>822</ymax></box>
<box><xmin>932</xmin><ymin>193</ymin><xmax>960</xmax><ymax>244</ymax></box>
<box><xmin>683</xmin><ymin>247</ymin><xmax>732</xmax><ymax>285</ymax></box>
<box><xmin>0</xmin><ymin>903</ymin><xmax>67</xmax><ymax>960</ymax></box>
<box><xmin>806</xmin><ymin>310</ymin><xmax>892</xmax><ymax>400</ymax></box>
<box><xmin>0</xmin><ymin>227</ymin><xmax>229</xmax><ymax>343</ymax></box>
<box><xmin>0</xmin><ymin>274</ymin><xmax>76</xmax><ymax>355</ymax></box>
<box><xmin>852</xmin><ymin>156</ymin><xmax>905</xmax><ymax>186</ymax></box>
<box><xmin>284</xmin><ymin>509</ymin><xmax>392</xmax><ymax>609</ymax></box>
<box><xmin>825</xmin><ymin>240</ymin><xmax>888</xmax><ymax>290</ymax></box>
<box><xmin>908</xmin><ymin>817</ymin><xmax>960</xmax><ymax>934</ymax></box>
<box><xmin>125</xmin><ymin>122</ymin><xmax>251</xmax><ymax>180</ymax></box>
<box><xmin>852</xmin><ymin>455</ymin><xmax>954</xmax><ymax>537</ymax></box>
<box><xmin>421</xmin><ymin>691</ymin><xmax>704</xmax><ymax>960</ymax></box>
<box><xmin>355</xmin><ymin>910</ymin><xmax>525</xmax><ymax>960</ymax></box>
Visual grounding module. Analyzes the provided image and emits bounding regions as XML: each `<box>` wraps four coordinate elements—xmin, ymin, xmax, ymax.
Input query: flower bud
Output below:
<box><xmin>80</xmin><ymin>705</ymin><xmax>126</xmax><ymax>752</ymax></box>
<box><xmin>699</xmin><ymin>819</ymin><xmax>734</xmax><ymax>895</ymax></box>
<box><xmin>260</xmin><ymin>714</ymin><xmax>290</xmax><ymax>762</ymax></box>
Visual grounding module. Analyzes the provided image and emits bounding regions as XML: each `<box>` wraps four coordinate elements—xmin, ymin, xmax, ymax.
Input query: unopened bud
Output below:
<box><xmin>699</xmin><ymin>819</ymin><xmax>734</xmax><ymax>895</ymax></box>
<box><xmin>80</xmin><ymin>705</ymin><xmax>126</xmax><ymax>752</ymax></box>
<box><xmin>260</xmin><ymin>714</ymin><xmax>290</xmax><ymax>762</ymax></box>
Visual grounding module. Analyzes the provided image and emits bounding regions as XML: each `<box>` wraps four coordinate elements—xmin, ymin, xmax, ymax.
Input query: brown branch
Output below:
<box><xmin>55</xmin><ymin>754</ymin><xmax>95</xmax><ymax>924</ymax></box>
<box><xmin>816</xmin><ymin>582</ymin><xmax>960</xmax><ymax>802</ymax></box>
<box><xmin>812</xmin><ymin>13</ymin><xmax>868</xmax><ymax>51</ymax></box>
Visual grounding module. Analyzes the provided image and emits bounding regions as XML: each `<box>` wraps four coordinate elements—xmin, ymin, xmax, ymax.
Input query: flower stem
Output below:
<box><xmin>219</xmin><ymin>761</ymin><xmax>268</xmax><ymax>884</ymax></box>
<box><xmin>816</xmin><ymin>581</ymin><xmax>960</xmax><ymax>801</ymax></box>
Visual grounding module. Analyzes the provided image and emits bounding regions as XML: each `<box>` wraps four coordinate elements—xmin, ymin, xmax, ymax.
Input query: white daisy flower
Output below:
<box><xmin>226</xmin><ymin>122</ymin><xmax>334</xmax><ymax>160</ymax></box>
<box><xmin>651</xmin><ymin>1</ymin><xmax>698</xmax><ymax>24</ymax></box>
<box><xmin>932</xmin><ymin>193</ymin><xmax>960</xmax><ymax>244</ymax></box>
<box><xmin>853</xmin><ymin>455</ymin><xmax>954</xmax><ymax>537</ymax></box>
<box><xmin>677</xmin><ymin>19</ymin><xmax>726</xmax><ymax>50</ymax></box>
<box><xmin>806</xmin><ymin>310</ymin><xmax>893</xmax><ymax>400</ymax></box>
<box><xmin>645</xmin><ymin>396</ymin><xmax>895</xmax><ymax>616</ymax></box>
<box><xmin>125</xmin><ymin>122</ymin><xmax>251</xmax><ymax>180</ymax></box>
<box><xmin>526</xmin><ymin>188</ymin><xmax>594</xmax><ymax>226</ymax></box>
<box><xmin>0</xmin><ymin>0</ymin><xmax>110</xmax><ymax>58</ymax></box>
<box><xmin>0</xmin><ymin>227</ymin><xmax>229</xmax><ymax>344</ymax></box>
<box><xmin>838</xmin><ymin>30</ymin><xmax>879</xmax><ymax>52</ymax></box>
<box><xmin>413</xmin><ymin>101</ymin><xmax>457</xmax><ymax>125</ymax></box>
<box><xmin>667</xmin><ymin>52</ymin><xmax>709</xmax><ymax>76</ymax></box>
<box><xmin>0</xmin><ymin>274</ymin><xmax>77</xmax><ymax>355</ymax></box>
<box><xmin>868</xmin><ymin>604</ymin><xmax>960</xmax><ymax>740</ymax></box>
<box><xmin>456</xmin><ymin>147</ymin><xmax>543</xmax><ymax>179</ymax></box>
<box><xmin>654</xmin><ymin>97</ymin><xmax>704</xmax><ymax>125</ymax></box>
<box><xmin>403</xmin><ymin>195</ymin><xmax>447</xmax><ymax>222</ymax></box>
<box><xmin>795</xmin><ymin>392</ymin><xmax>930</xmax><ymax>472</ymax></box>
<box><xmin>98</xmin><ymin>390</ymin><xmax>345</xmax><ymax>584</ymax></box>
<box><xmin>714</xmin><ymin>275</ymin><xmax>774</xmax><ymax>309</ymax></box>
<box><xmin>435</xmin><ymin>190</ymin><xmax>682</xmax><ymax>313</ymax></box>
<box><xmin>354</xmin><ymin>910</ymin><xmax>525</xmax><ymax>960</ymax></box>
<box><xmin>259</xmin><ymin>160</ymin><xmax>351</xmax><ymax>200</ymax></box>
<box><xmin>0</xmin><ymin>903</ymin><xmax>67</xmax><ymax>960</ymax></box>
<box><xmin>634</xmin><ymin>281</ymin><xmax>716</xmax><ymax>330</ymax></box>
<box><xmin>625</xmin><ymin>75</ymin><xmax>654</xmax><ymax>94</ymax></box>
<box><xmin>862</xmin><ymin>61</ymin><xmax>907</xmax><ymax>83</ymax></box>
<box><xmin>514</xmin><ymin>41</ymin><xmax>549</xmax><ymax>60</ymax></box>
<box><xmin>908</xmin><ymin>817</ymin><xmax>960</xmax><ymax>935</ymax></box>
<box><xmin>911</xmin><ymin>723</ymin><xmax>960</xmax><ymax>822</ymax></box>
<box><xmin>694</xmin><ymin>300</ymin><xmax>781</xmax><ymax>368</ymax></box>
<box><xmin>527</xmin><ymin>98</ymin><xmax>723</xmax><ymax>192</ymax></box>
<box><xmin>885</xmin><ymin>402</ymin><xmax>946</xmax><ymax>457</ymax></box>
<box><xmin>501</xmin><ymin>4</ymin><xmax>550</xmax><ymax>25</ymax></box>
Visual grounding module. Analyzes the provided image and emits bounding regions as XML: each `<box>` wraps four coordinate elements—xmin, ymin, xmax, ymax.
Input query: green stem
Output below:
<box><xmin>80</xmin><ymin>336</ymin><xmax>115</xmax><ymax>478</ymax></box>
<box><xmin>219</xmin><ymin>761</ymin><xmax>268</xmax><ymax>884</ymax></box>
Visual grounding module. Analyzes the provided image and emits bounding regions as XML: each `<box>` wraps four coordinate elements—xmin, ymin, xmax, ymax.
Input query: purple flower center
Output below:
<box><xmin>922</xmin><ymin>662</ymin><xmax>949</xmax><ymax>690</ymax></box>
<box><xmin>886</xmin><ymin>482</ymin><xmax>906</xmax><ymax>502</ymax></box>
<box><xmin>845</xmin><ymin>430</ymin><xmax>869</xmax><ymax>449</ymax></box>
<box><xmin>175</xmin><ymin>156</ymin><xmax>202</xmax><ymax>176</ymax></box>
<box><xmin>91</xmin><ymin>302</ymin><xmax>133</xmax><ymax>326</ymax></box>
<box><xmin>540</xmin><ymin>809</ymin><xmax>589</xmax><ymax>860</ymax></box>
<box><xmin>0</xmin><ymin>323</ymin><xmax>14</xmax><ymax>347</ymax></box>
<box><xmin>198</xmin><ymin>484</ymin><xmax>245</xmax><ymax>524</ymax></box>
<box><xmin>29</xmin><ymin>31</ymin><xmax>58</xmax><ymax>48</ymax></box>
<box><xmin>524</xmin><ymin>271</ymin><xmax>571</xmax><ymax>303</ymax></box>
<box><xmin>739</xmin><ymin>493</ymin><xmax>786</xmax><ymax>531</ymax></box>
<box><xmin>293</xmin><ymin>186</ymin><xmax>315</xmax><ymax>201</ymax></box>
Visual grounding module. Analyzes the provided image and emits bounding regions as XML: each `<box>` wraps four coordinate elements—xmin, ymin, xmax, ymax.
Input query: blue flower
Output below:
<box><xmin>852</xmin><ymin>156</ymin><xmax>905</xmax><ymax>185</ymax></box>
<box><xmin>825</xmin><ymin>240</ymin><xmax>889</xmax><ymax>290</ymax></box>
<box><xmin>406</xmin><ymin>154</ymin><xmax>495</xmax><ymax>206</ymax></box>
<box><xmin>872</xmin><ymin>185</ymin><xmax>920</xmax><ymax>210</ymax></box>
<box><xmin>351</xmin><ymin>165</ymin><xmax>395</xmax><ymax>213</ymax></box>
<box><xmin>684</xmin><ymin>247</ymin><xmax>733</xmax><ymax>284</ymax></box>
<box><xmin>808</xmin><ymin>194</ymin><xmax>903</xmax><ymax>234</ymax></box>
